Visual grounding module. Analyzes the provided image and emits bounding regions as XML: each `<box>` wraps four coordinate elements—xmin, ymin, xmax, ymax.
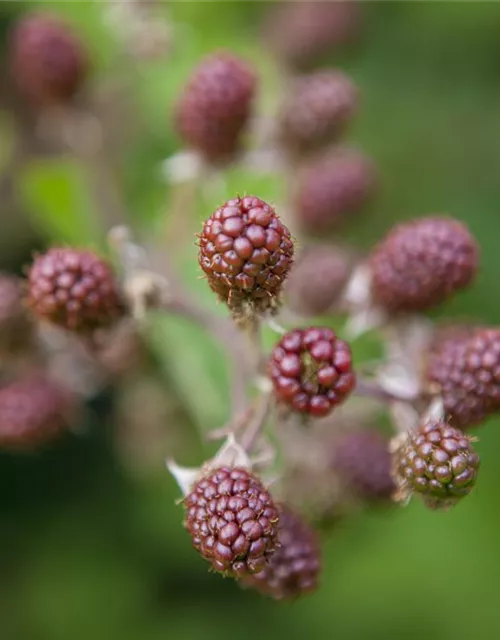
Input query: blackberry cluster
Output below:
<box><xmin>332</xmin><ymin>428</ymin><xmax>395</xmax><ymax>504</ymax></box>
<box><xmin>279</xmin><ymin>72</ymin><xmax>358</xmax><ymax>156</ymax></box>
<box><xmin>284</xmin><ymin>245</ymin><xmax>351</xmax><ymax>317</ymax></box>
<box><xmin>27</xmin><ymin>247</ymin><xmax>123</xmax><ymax>333</ymax></box>
<box><xmin>198</xmin><ymin>196</ymin><xmax>294</xmax><ymax>321</ymax></box>
<box><xmin>183</xmin><ymin>466</ymin><xmax>280</xmax><ymax>577</ymax></box>
<box><xmin>426</xmin><ymin>327</ymin><xmax>500</xmax><ymax>429</ymax></box>
<box><xmin>370</xmin><ymin>217</ymin><xmax>478</xmax><ymax>314</ymax></box>
<box><xmin>241</xmin><ymin>506</ymin><xmax>321</xmax><ymax>600</ymax></box>
<box><xmin>394</xmin><ymin>420</ymin><xmax>480</xmax><ymax>509</ymax></box>
<box><xmin>296</xmin><ymin>149</ymin><xmax>377</xmax><ymax>233</ymax></box>
<box><xmin>175</xmin><ymin>52</ymin><xmax>257</xmax><ymax>163</ymax></box>
<box><xmin>269</xmin><ymin>327</ymin><xmax>355</xmax><ymax>418</ymax></box>
<box><xmin>9</xmin><ymin>12</ymin><xmax>88</xmax><ymax>105</ymax></box>
<box><xmin>0</xmin><ymin>376</ymin><xmax>73</xmax><ymax>449</ymax></box>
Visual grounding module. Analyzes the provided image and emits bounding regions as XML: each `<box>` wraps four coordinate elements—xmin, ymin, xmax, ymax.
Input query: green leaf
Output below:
<box><xmin>18</xmin><ymin>158</ymin><xmax>102</xmax><ymax>248</ymax></box>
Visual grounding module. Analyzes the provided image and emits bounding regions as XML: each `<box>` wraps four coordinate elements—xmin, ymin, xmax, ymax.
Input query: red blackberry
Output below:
<box><xmin>174</xmin><ymin>52</ymin><xmax>257</xmax><ymax>163</ymax></box>
<box><xmin>426</xmin><ymin>327</ymin><xmax>500</xmax><ymax>429</ymax></box>
<box><xmin>183</xmin><ymin>466</ymin><xmax>280</xmax><ymax>577</ymax></box>
<box><xmin>394</xmin><ymin>420</ymin><xmax>480</xmax><ymax>509</ymax></box>
<box><xmin>0</xmin><ymin>376</ymin><xmax>73</xmax><ymax>449</ymax></box>
<box><xmin>8</xmin><ymin>12</ymin><xmax>88</xmax><ymax>105</ymax></box>
<box><xmin>284</xmin><ymin>245</ymin><xmax>351</xmax><ymax>316</ymax></box>
<box><xmin>370</xmin><ymin>217</ymin><xmax>478</xmax><ymax>314</ymax></box>
<box><xmin>241</xmin><ymin>506</ymin><xmax>321</xmax><ymax>600</ymax></box>
<box><xmin>279</xmin><ymin>72</ymin><xmax>358</xmax><ymax>156</ymax></box>
<box><xmin>263</xmin><ymin>1</ymin><xmax>362</xmax><ymax>71</ymax></box>
<box><xmin>269</xmin><ymin>327</ymin><xmax>355</xmax><ymax>418</ymax></box>
<box><xmin>198</xmin><ymin>196</ymin><xmax>294</xmax><ymax>320</ymax></box>
<box><xmin>295</xmin><ymin>149</ymin><xmax>377</xmax><ymax>233</ymax></box>
<box><xmin>332</xmin><ymin>428</ymin><xmax>396</xmax><ymax>504</ymax></box>
<box><xmin>27</xmin><ymin>248</ymin><xmax>123</xmax><ymax>333</ymax></box>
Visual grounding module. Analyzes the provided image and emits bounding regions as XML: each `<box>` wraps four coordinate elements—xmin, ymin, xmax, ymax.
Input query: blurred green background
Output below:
<box><xmin>2</xmin><ymin>2</ymin><xmax>500</xmax><ymax>639</ymax></box>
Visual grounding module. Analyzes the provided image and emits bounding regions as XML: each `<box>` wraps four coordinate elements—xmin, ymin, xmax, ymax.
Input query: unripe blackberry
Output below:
<box><xmin>279</xmin><ymin>72</ymin><xmax>358</xmax><ymax>156</ymax></box>
<box><xmin>174</xmin><ymin>52</ymin><xmax>257</xmax><ymax>163</ymax></box>
<box><xmin>284</xmin><ymin>245</ymin><xmax>351</xmax><ymax>316</ymax></box>
<box><xmin>263</xmin><ymin>1</ymin><xmax>362</xmax><ymax>71</ymax></box>
<box><xmin>394</xmin><ymin>420</ymin><xmax>480</xmax><ymax>509</ymax></box>
<box><xmin>8</xmin><ymin>12</ymin><xmax>88</xmax><ymax>105</ymax></box>
<box><xmin>241</xmin><ymin>506</ymin><xmax>321</xmax><ymax>600</ymax></box>
<box><xmin>370</xmin><ymin>217</ymin><xmax>478</xmax><ymax>314</ymax></box>
<box><xmin>426</xmin><ymin>327</ymin><xmax>500</xmax><ymax>429</ymax></box>
<box><xmin>0</xmin><ymin>376</ymin><xmax>73</xmax><ymax>449</ymax></box>
<box><xmin>269</xmin><ymin>327</ymin><xmax>355</xmax><ymax>418</ymax></box>
<box><xmin>27</xmin><ymin>248</ymin><xmax>123</xmax><ymax>333</ymax></box>
<box><xmin>198</xmin><ymin>196</ymin><xmax>294</xmax><ymax>320</ymax></box>
<box><xmin>295</xmin><ymin>149</ymin><xmax>377</xmax><ymax>233</ymax></box>
<box><xmin>332</xmin><ymin>429</ymin><xmax>396</xmax><ymax>503</ymax></box>
<box><xmin>183</xmin><ymin>466</ymin><xmax>280</xmax><ymax>577</ymax></box>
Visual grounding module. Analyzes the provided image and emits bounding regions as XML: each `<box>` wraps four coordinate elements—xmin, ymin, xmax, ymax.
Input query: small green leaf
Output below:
<box><xmin>18</xmin><ymin>158</ymin><xmax>102</xmax><ymax>248</ymax></box>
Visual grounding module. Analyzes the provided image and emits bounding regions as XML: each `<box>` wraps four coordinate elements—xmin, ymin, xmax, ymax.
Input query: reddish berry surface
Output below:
<box><xmin>175</xmin><ymin>52</ymin><xmax>256</xmax><ymax>162</ymax></box>
<box><xmin>284</xmin><ymin>245</ymin><xmax>351</xmax><ymax>317</ymax></box>
<box><xmin>370</xmin><ymin>217</ymin><xmax>478</xmax><ymax>313</ymax></box>
<box><xmin>263</xmin><ymin>1</ymin><xmax>361</xmax><ymax>71</ymax></box>
<box><xmin>9</xmin><ymin>12</ymin><xmax>88</xmax><ymax>105</ymax></box>
<box><xmin>198</xmin><ymin>196</ymin><xmax>294</xmax><ymax>319</ymax></box>
<box><xmin>0</xmin><ymin>376</ymin><xmax>73</xmax><ymax>449</ymax></box>
<box><xmin>27</xmin><ymin>248</ymin><xmax>123</xmax><ymax>332</ymax></box>
<box><xmin>279</xmin><ymin>72</ymin><xmax>358</xmax><ymax>155</ymax></box>
<box><xmin>427</xmin><ymin>327</ymin><xmax>500</xmax><ymax>429</ymax></box>
<box><xmin>241</xmin><ymin>506</ymin><xmax>321</xmax><ymax>600</ymax></box>
<box><xmin>183</xmin><ymin>466</ymin><xmax>280</xmax><ymax>577</ymax></box>
<box><xmin>296</xmin><ymin>149</ymin><xmax>376</xmax><ymax>233</ymax></box>
<box><xmin>269</xmin><ymin>327</ymin><xmax>355</xmax><ymax>418</ymax></box>
<box><xmin>395</xmin><ymin>420</ymin><xmax>480</xmax><ymax>509</ymax></box>
<box><xmin>332</xmin><ymin>428</ymin><xmax>395</xmax><ymax>503</ymax></box>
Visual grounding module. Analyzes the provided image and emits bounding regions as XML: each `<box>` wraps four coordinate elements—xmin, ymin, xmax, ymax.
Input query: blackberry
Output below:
<box><xmin>174</xmin><ymin>51</ymin><xmax>257</xmax><ymax>163</ymax></box>
<box><xmin>427</xmin><ymin>327</ymin><xmax>500</xmax><ymax>429</ymax></box>
<box><xmin>0</xmin><ymin>376</ymin><xmax>73</xmax><ymax>449</ymax></box>
<box><xmin>284</xmin><ymin>245</ymin><xmax>351</xmax><ymax>316</ymax></box>
<box><xmin>279</xmin><ymin>72</ymin><xmax>358</xmax><ymax>156</ymax></box>
<box><xmin>8</xmin><ymin>12</ymin><xmax>88</xmax><ymax>105</ymax></box>
<box><xmin>241</xmin><ymin>506</ymin><xmax>321</xmax><ymax>600</ymax></box>
<box><xmin>370</xmin><ymin>217</ymin><xmax>478</xmax><ymax>313</ymax></box>
<box><xmin>296</xmin><ymin>149</ymin><xmax>377</xmax><ymax>233</ymax></box>
<box><xmin>332</xmin><ymin>428</ymin><xmax>395</xmax><ymax>503</ymax></box>
<box><xmin>27</xmin><ymin>247</ymin><xmax>123</xmax><ymax>333</ymax></box>
<box><xmin>269</xmin><ymin>326</ymin><xmax>355</xmax><ymax>418</ymax></box>
<box><xmin>394</xmin><ymin>420</ymin><xmax>480</xmax><ymax>509</ymax></box>
<box><xmin>198</xmin><ymin>196</ymin><xmax>294</xmax><ymax>321</ymax></box>
<box><xmin>183</xmin><ymin>466</ymin><xmax>280</xmax><ymax>577</ymax></box>
<box><xmin>263</xmin><ymin>1</ymin><xmax>362</xmax><ymax>71</ymax></box>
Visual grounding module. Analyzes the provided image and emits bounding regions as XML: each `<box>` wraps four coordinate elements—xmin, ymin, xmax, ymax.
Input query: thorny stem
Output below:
<box><xmin>240</xmin><ymin>389</ymin><xmax>273</xmax><ymax>453</ymax></box>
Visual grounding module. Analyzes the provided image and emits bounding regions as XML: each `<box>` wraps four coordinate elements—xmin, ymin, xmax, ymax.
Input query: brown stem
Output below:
<box><xmin>354</xmin><ymin>376</ymin><xmax>417</xmax><ymax>404</ymax></box>
<box><xmin>240</xmin><ymin>390</ymin><xmax>272</xmax><ymax>452</ymax></box>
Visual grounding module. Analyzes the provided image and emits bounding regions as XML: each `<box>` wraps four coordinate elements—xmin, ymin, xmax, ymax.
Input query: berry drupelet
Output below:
<box><xmin>284</xmin><ymin>245</ymin><xmax>351</xmax><ymax>317</ymax></box>
<box><xmin>295</xmin><ymin>149</ymin><xmax>377</xmax><ymax>233</ymax></box>
<box><xmin>369</xmin><ymin>216</ymin><xmax>478</xmax><ymax>314</ymax></box>
<box><xmin>426</xmin><ymin>327</ymin><xmax>500</xmax><ymax>429</ymax></box>
<box><xmin>0</xmin><ymin>376</ymin><xmax>73</xmax><ymax>449</ymax></box>
<box><xmin>8</xmin><ymin>12</ymin><xmax>88</xmax><ymax>105</ymax></box>
<box><xmin>241</xmin><ymin>506</ymin><xmax>321</xmax><ymax>600</ymax></box>
<box><xmin>27</xmin><ymin>248</ymin><xmax>123</xmax><ymax>333</ymax></box>
<box><xmin>332</xmin><ymin>428</ymin><xmax>396</xmax><ymax>504</ymax></box>
<box><xmin>279</xmin><ymin>72</ymin><xmax>358</xmax><ymax>156</ymax></box>
<box><xmin>174</xmin><ymin>52</ymin><xmax>257</xmax><ymax>163</ymax></box>
<box><xmin>183</xmin><ymin>466</ymin><xmax>280</xmax><ymax>577</ymax></box>
<box><xmin>269</xmin><ymin>327</ymin><xmax>355</xmax><ymax>418</ymax></box>
<box><xmin>198</xmin><ymin>196</ymin><xmax>294</xmax><ymax>321</ymax></box>
<box><xmin>394</xmin><ymin>420</ymin><xmax>480</xmax><ymax>509</ymax></box>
